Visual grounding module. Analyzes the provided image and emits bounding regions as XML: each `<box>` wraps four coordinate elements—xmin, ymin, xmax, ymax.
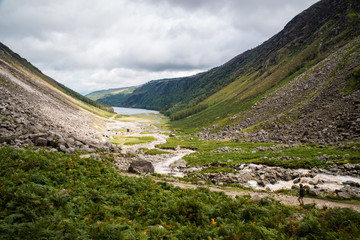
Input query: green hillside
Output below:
<box><xmin>86</xmin><ymin>87</ymin><xmax>136</xmax><ymax>102</ymax></box>
<box><xmin>0</xmin><ymin>43</ymin><xmax>114</xmax><ymax>114</ymax></box>
<box><xmin>97</xmin><ymin>87</ymin><xmax>136</xmax><ymax>107</ymax></box>
<box><xmin>122</xmin><ymin>0</ymin><xmax>360</xmax><ymax>132</ymax></box>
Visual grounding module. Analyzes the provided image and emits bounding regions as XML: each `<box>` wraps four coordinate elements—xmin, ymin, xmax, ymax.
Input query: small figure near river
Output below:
<box><xmin>298</xmin><ymin>183</ymin><xmax>305</xmax><ymax>206</ymax></box>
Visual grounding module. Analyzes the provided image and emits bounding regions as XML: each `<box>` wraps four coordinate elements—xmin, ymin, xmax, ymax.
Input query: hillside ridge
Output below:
<box><xmin>0</xmin><ymin>42</ymin><xmax>119</xmax><ymax>153</ymax></box>
<box><xmin>117</xmin><ymin>0</ymin><xmax>360</xmax><ymax>145</ymax></box>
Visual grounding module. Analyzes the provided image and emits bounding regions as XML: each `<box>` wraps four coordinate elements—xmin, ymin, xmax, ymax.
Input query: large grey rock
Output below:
<box><xmin>337</xmin><ymin>191</ymin><xmax>351</xmax><ymax>200</ymax></box>
<box><xmin>59</xmin><ymin>144</ymin><xmax>67</xmax><ymax>153</ymax></box>
<box><xmin>35</xmin><ymin>137</ymin><xmax>48</xmax><ymax>146</ymax></box>
<box><xmin>343</xmin><ymin>180</ymin><xmax>360</xmax><ymax>187</ymax></box>
<box><xmin>128</xmin><ymin>159</ymin><xmax>154</xmax><ymax>174</ymax></box>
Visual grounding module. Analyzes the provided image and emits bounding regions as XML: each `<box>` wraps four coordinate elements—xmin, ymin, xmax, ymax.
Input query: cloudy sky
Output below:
<box><xmin>0</xmin><ymin>0</ymin><xmax>318</xmax><ymax>95</ymax></box>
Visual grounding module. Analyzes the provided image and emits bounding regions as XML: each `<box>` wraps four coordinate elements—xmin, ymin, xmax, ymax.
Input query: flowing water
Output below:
<box><xmin>239</xmin><ymin>164</ymin><xmax>360</xmax><ymax>192</ymax></box>
<box><xmin>153</xmin><ymin>149</ymin><xmax>195</xmax><ymax>177</ymax></box>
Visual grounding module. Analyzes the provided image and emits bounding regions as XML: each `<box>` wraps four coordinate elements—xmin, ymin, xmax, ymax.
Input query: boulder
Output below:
<box><xmin>309</xmin><ymin>188</ymin><xmax>322</xmax><ymax>196</ymax></box>
<box><xmin>293</xmin><ymin>178</ymin><xmax>301</xmax><ymax>184</ymax></box>
<box><xmin>67</xmin><ymin>147</ymin><xmax>75</xmax><ymax>154</ymax></box>
<box><xmin>283</xmin><ymin>174</ymin><xmax>292</xmax><ymax>181</ymax></box>
<box><xmin>251</xmin><ymin>195</ymin><xmax>262</xmax><ymax>202</ymax></box>
<box><xmin>35</xmin><ymin>137</ymin><xmax>48</xmax><ymax>146</ymax></box>
<box><xmin>197</xmin><ymin>181</ymin><xmax>206</xmax><ymax>185</ymax></box>
<box><xmin>128</xmin><ymin>159</ymin><xmax>154</xmax><ymax>174</ymax></box>
<box><xmin>337</xmin><ymin>191</ymin><xmax>351</xmax><ymax>200</ymax></box>
<box><xmin>343</xmin><ymin>180</ymin><xmax>360</xmax><ymax>188</ymax></box>
<box><xmin>59</xmin><ymin>144</ymin><xmax>67</xmax><ymax>153</ymax></box>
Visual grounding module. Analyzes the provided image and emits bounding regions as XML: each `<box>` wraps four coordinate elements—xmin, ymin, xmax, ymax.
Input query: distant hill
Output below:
<box><xmin>86</xmin><ymin>86</ymin><xmax>136</xmax><ymax>106</ymax></box>
<box><xmin>121</xmin><ymin>0</ymin><xmax>360</xmax><ymax>145</ymax></box>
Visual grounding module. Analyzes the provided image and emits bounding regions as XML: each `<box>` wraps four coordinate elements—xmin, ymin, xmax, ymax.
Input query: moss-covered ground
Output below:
<box><xmin>158</xmin><ymin>135</ymin><xmax>360</xmax><ymax>170</ymax></box>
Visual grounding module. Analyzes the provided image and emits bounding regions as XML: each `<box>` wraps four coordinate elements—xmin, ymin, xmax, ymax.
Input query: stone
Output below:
<box><xmin>337</xmin><ymin>191</ymin><xmax>351</xmax><ymax>200</ymax></box>
<box><xmin>35</xmin><ymin>137</ymin><xmax>48</xmax><ymax>146</ymax></box>
<box><xmin>128</xmin><ymin>159</ymin><xmax>154</xmax><ymax>174</ymax></box>
<box><xmin>59</xmin><ymin>144</ymin><xmax>67</xmax><ymax>153</ymax></box>
<box><xmin>29</xmin><ymin>133</ymin><xmax>47</xmax><ymax>141</ymax></box>
<box><xmin>293</xmin><ymin>178</ymin><xmax>301</xmax><ymax>184</ymax></box>
<box><xmin>251</xmin><ymin>195</ymin><xmax>262</xmax><ymax>202</ymax></box>
<box><xmin>283</xmin><ymin>174</ymin><xmax>292</xmax><ymax>181</ymax></box>
<box><xmin>67</xmin><ymin>147</ymin><xmax>75</xmax><ymax>154</ymax></box>
<box><xmin>90</xmin><ymin>154</ymin><xmax>101</xmax><ymax>160</ymax></box>
<box><xmin>309</xmin><ymin>188</ymin><xmax>322</xmax><ymax>196</ymax></box>
<box><xmin>197</xmin><ymin>181</ymin><xmax>206</xmax><ymax>185</ymax></box>
<box><xmin>343</xmin><ymin>180</ymin><xmax>360</xmax><ymax>187</ymax></box>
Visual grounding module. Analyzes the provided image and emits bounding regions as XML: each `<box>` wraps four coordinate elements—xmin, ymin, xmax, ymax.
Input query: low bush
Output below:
<box><xmin>0</xmin><ymin>147</ymin><xmax>359</xmax><ymax>239</ymax></box>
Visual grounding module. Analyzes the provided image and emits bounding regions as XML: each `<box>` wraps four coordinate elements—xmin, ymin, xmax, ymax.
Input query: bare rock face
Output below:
<box><xmin>128</xmin><ymin>159</ymin><xmax>155</xmax><ymax>174</ymax></box>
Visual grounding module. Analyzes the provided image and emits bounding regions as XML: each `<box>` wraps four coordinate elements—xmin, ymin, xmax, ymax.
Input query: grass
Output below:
<box><xmin>1</xmin><ymin>147</ymin><xmax>360</xmax><ymax>239</ymax></box>
<box><xmin>169</xmin><ymin>38</ymin><xmax>322</xmax><ymax>133</ymax></box>
<box><xmin>139</xmin><ymin>148</ymin><xmax>170</xmax><ymax>155</ymax></box>
<box><xmin>110</xmin><ymin>136</ymin><xmax>156</xmax><ymax>146</ymax></box>
<box><xmin>157</xmin><ymin>135</ymin><xmax>360</xmax><ymax>169</ymax></box>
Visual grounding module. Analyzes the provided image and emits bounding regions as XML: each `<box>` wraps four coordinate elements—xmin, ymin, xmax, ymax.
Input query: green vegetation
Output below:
<box><xmin>87</xmin><ymin>87</ymin><xmax>136</xmax><ymax>106</ymax></box>
<box><xmin>170</xmin><ymin>104</ymin><xmax>208</xmax><ymax>121</ymax></box>
<box><xmin>158</xmin><ymin>136</ymin><xmax>360</xmax><ymax>169</ymax></box>
<box><xmin>139</xmin><ymin>148</ymin><xmax>170</xmax><ymax>155</ymax></box>
<box><xmin>111</xmin><ymin>136</ymin><xmax>156</xmax><ymax>146</ymax></box>
<box><xmin>1</xmin><ymin>147</ymin><xmax>360</xmax><ymax>239</ymax></box>
<box><xmin>120</xmin><ymin>0</ymin><xmax>360</xmax><ymax>132</ymax></box>
<box><xmin>343</xmin><ymin>67</ymin><xmax>360</xmax><ymax>94</ymax></box>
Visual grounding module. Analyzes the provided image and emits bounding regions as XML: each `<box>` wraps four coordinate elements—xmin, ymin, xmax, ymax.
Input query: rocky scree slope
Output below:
<box><xmin>0</xmin><ymin>43</ymin><xmax>118</xmax><ymax>153</ymax></box>
<box><xmin>198</xmin><ymin>39</ymin><xmax>360</xmax><ymax>145</ymax></box>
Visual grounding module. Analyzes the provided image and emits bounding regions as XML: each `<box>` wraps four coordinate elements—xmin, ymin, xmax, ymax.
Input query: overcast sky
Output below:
<box><xmin>0</xmin><ymin>0</ymin><xmax>318</xmax><ymax>95</ymax></box>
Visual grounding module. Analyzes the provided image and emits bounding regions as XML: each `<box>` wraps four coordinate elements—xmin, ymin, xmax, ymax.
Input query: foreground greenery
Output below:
<box><xmin>158</xmin><ymin>136</ymin><xmax>360</xmax><ymax>169</ymax></box>
<box><xmin>1</xmin><ymin>148</ymin><xmax>360</xmax><ymax>239</ymax></box>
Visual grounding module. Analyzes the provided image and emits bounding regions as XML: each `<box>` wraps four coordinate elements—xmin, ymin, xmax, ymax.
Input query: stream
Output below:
<box><xmin>240</xmin><ymin>164</ymin><xmax>360</xmax><ymax>192</ymax></box>
<box><xmin>153</xmin><ymin>149</ymin><xmax>195</xmax><ymax>177</ymax></box>
<box><xmin>108</xmin><ymin>108</ymin><xmax>360</xmax><ymax>197</ymax></box>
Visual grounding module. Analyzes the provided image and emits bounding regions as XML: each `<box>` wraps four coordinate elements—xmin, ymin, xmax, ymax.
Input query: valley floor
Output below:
<box><xmin>103</xmin><ymin>112</ymin><xmax>360</xmax><ymax>213</ymax></box>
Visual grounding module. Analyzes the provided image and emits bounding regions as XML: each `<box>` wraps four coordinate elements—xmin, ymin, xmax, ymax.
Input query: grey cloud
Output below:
<box><xmin>0</xmin><ymin>0</ymin><xmax>319</xmax><ymax>93</ymax></box>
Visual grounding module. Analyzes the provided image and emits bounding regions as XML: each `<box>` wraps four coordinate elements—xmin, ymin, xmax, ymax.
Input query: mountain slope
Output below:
<box><xmin>0</xmin><ymin>42</ymin><xmax>117</xmax><ymax>152</ymax></box>
<box><xmin>122</xmin><ymin>0</ymin><xmax>360</xmax><ymax>144</ymax></box>
<box><xmin>0</xmin><ymin>43</ymin><xmax>113</xmax><ymax>114</ymax></box>
<box><xmin>86</xmin><ymin>86</ymin><xmax>136</xmax><ymax>107</ymax></box>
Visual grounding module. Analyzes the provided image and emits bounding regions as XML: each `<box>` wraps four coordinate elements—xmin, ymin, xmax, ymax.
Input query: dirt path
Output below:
<box><xmin>169</xmin><ymin>181</ymin><xmax>360</xmax><ymax>212</ymax></box>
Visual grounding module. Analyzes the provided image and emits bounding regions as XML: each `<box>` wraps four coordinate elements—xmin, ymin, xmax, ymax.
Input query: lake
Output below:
<box><xmin>112</xmin><ymin>107</ymin><xmax>160</xmax><ymax>115</ymax></box>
